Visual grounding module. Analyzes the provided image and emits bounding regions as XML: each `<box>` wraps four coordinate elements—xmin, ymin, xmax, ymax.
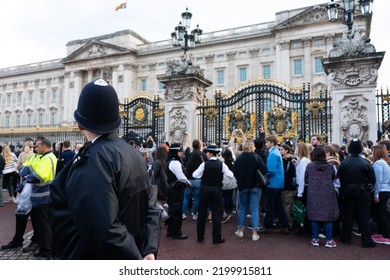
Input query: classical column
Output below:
<box><xmin>322</xmin><ymin>34</ymin><xmax>385</xmax><ymax>143</ymax></box>
<box><xmin>275</xmin><ymin>40</ymin><xmax>290</xmax><ymax>81</ymax></box>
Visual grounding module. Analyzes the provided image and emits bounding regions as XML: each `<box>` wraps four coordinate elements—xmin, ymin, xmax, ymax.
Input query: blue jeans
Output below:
<box><xmin>182</xmin><ymin>179</ymin><xmax>201</xmax><ymax>215</ymax></box>
<box><xmin>311</xmin><ymin>221</ymin><xmax>333</xmax><ymax>241</ymax></box>
<box><xmin>238</xmin><ymin>188</ymin><xmax>262</xmax><ymax>230</ymax></box>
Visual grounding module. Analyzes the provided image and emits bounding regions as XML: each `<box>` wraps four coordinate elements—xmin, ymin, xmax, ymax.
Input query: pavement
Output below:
<box><xmin>1</xmin><ymin>190</ymin><xmax>390</xmax><ymax>260</ymax></box>
<box><xmin>0</xmin><ymin>191</ymin><xmax>35</xmax><ymax>260</ymax></box>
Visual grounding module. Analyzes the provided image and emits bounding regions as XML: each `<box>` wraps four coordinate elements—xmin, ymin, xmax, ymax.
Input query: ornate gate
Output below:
<box><xmin>376</xmin><ymin>87</ymin><xmax>390</xmax><ymax>141</ymax></box>
<box><xmin>197</xmin><ymin>79</ymin><xmax>332</xmax><ymax>145</ymax></box>
<box><xmin>121</xmin><ymin>93</ymin><xmax>165</xmax><ymax>146</ymax></box>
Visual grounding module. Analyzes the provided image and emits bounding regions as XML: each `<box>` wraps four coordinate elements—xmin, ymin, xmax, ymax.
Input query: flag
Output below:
<box><xmin>115</xmin><ymin>2</ymin><xmax>126</xmax><ymax>11</ymax></box>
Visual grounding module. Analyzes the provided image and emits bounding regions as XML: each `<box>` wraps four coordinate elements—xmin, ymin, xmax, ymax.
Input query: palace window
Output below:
<box><xmin>16</xmin><ymin>114</ymin><xmax>21</xmax><ymax>127</ymax></box>
<box><xmin>28</xmin><ymin>91</ymin><xmax>33</xmax><ymax>104</ymax></box>
<box><xmin>141</xmin><ymin>79</ymin><xmax>147</xmax><ymax>92</ymax></box>
<box><xmin>27</xmin><ymin>114</ymin><xmax>32</xmax><ymax>126</ymax></box>
<box><xmin>158</xmin><ymin>81</ymin><xmax>165</xmax><ymax>91</ymax></box>
<box><xmin>7</xmin><ymin>94</ymin><xmax>11</xmax><ymax>105</ymax></box>
<box><xmin>39</xmin><ymin>113</ymin><xmax>44</xmax><ymax>126</ymax></box>
<box><xmin>239</xmin><ymin>67</ymin><xmax>247</xmax><ymax>82</ymax></box>
<box><xmin>314</xmin><ymin>57</ymin><xmax>324</xmax><ymax>74</ymax></box>
<box><xmin>51</xmin><ymin>112</ymin><xmax>57</xmax><ymax>126</ymax></box>
<box><xmin>217</xmin><ymin>70</ymin><xmax>225</xmax><ymax>85</ymax></box>
<box><xmin>291</xmin><ymin>41</ymin><xmax>303</xmax><ymax>48</ymax></box>
<box><xmin>263</xmin><ymin>65</ymin><xmax>271</xmax><ymax>79</ymax></box>
<box><xmin>5</xmin><ymin>115</ymin><xmax>10</xmax><ymax>127</ymax></box>
<box><xmin>40</xmin><ymin>90</ymin><xmax>45</xmax><ymax>103</ymax></box>
<box><xmin>293</xmin><ymin>59</ymin><xmax>303</xmax><ymax>76</ymax></box>
<box><xmin>51</xmin><ymin>88</ymin><xmax>57</xmax><ymax>102</ymax></box>
<box><xmin>17</xmin><ymin>92</ymin><xmax>22</xmax><ymax>105</ymax></box>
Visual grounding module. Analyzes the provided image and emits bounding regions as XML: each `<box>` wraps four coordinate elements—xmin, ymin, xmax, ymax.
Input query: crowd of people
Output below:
<box><xmin>1</xmin><ymin>78</ymin><xmax>389</xmax><ymax>260</ymax></box>
<box><xmin>133</xmin><ymin>129</ymin><xmax>390</xmax><ymax>249</ymax></box>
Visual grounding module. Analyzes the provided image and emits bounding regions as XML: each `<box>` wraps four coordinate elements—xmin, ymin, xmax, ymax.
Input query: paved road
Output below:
<box><xmin>1</xmin><ymin>197</ymin><xmax>389</xmax><ymax>260</ymax></box>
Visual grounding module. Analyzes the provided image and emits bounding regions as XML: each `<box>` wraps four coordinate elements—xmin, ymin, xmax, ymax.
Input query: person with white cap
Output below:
<box><xmin>49</xmin><ymin>79</ymin><xmax>161</xmax><ymax>259</ymax></box>
<box><xmin>193</xmin><ymin>144</ymin><xmax>234</xmax><ymax>244</ymax></box>
<box><xmin>338</xmin><ymin>138</ymin><xmax>376</xmax><ymax>248</ymax></box>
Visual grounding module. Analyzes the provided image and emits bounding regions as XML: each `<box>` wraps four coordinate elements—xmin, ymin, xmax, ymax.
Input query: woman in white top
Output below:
<box><xmin>293</xmin><ymin>143</ymin><xmax>311</xmax><ymax>199</ymax></box>
<box><xmin>371</xmin><ymin>145</ymin><xmax>390</xmax><ymax>243</ymax></box>
<box><xmin>2</xmin><ymin>145</ymin><xmax>18</xmax><ymax>202</ymax></box>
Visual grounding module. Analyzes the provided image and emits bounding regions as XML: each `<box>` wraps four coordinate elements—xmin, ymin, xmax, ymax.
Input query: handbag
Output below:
<box><xmin>222</xmin><ymin>175</ymin><xmax>237</xmax><ymax>190</ymax></box>
<box><xmin>256</xmin><ymin>169</ymin><xmax>267</xmax><ymax>186</ymax></box>
<box><xmin>291</xmin><ymin>199</ymin><xmax>307</xmax><ymax>228</ymax></box>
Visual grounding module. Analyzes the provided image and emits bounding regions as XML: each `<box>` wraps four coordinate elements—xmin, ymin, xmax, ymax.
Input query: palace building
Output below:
<box><xmin>0</xmin><ymin>3</ymin><xmax>372</xmax><ymax>145</ymax></box>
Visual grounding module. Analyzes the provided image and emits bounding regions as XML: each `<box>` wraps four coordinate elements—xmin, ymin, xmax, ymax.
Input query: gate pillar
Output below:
<box><xmin>322</xmin><ymin>34</ymin><xmax>385</xmax><ymax>144</ymax></box>
<box><xmin>158</xmin><ymin>55</ymin><xmax>212</xmax><ymax>145</ymax></box>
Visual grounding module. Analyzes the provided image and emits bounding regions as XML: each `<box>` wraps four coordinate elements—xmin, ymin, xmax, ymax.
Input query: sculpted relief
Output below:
<box><xmin>328</xmin><ymin>64</ymin><xmax>379</xmax><ymax>88</ymax></box>
<box><xmin>340</xmin><ymin>97</ymin><xmax>368</xmax><ymax>141</ymax></box>
<box><xmin>169</xmin><ymin>108</ymin><xmax>188</xmax><ymax>143</ymax></box>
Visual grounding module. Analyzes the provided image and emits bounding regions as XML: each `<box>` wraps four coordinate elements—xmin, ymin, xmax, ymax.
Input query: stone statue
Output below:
<box><xmin>165</xmin><ymin>53</ymin><xmax>202</xmax><ymax>77</ymax></box>
<box><xmin>329</xmin><ymin>32</ymin><xmax>376</xmax><ymax>58</ymax></box>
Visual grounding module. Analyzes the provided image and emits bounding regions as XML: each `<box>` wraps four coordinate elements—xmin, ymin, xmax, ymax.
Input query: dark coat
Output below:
<box><xmin>152</xmin><ymin>159</ymin><xmax>168</xmax><ymax>199</ymax></box>
<box><xmin>49</xmin><ymin>133</ymin><xmax>161</xmax><ymax>260</ymax></box>
<box><xmin>305</xmin><ymin>160</ymin><xmax>339</xmax><ymax>221</ymax></box>
<box><xmin>234</xmin><ymin>152</ymin><xmax>267</xmax><ymax>191</ymax></box>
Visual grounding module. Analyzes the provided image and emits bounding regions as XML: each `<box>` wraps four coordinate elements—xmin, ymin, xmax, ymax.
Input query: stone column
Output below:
<box><xmin>158</xmin><ymin>55</ymin><xmax>212</xmax><ymax>145</ymax></box>
<box><xmin>322</xmin><ymin>34</ymin><xmax>385</xmax><ymax>143</ymax></box>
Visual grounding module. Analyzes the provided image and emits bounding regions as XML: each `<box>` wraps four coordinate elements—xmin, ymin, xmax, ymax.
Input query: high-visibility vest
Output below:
<box><xmin>30</xmin><ymin>152</ymin><xmax>57</xmax><ymax>206</ymax></box>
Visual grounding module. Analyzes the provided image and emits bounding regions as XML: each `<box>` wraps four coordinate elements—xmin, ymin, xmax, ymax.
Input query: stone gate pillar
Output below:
<box><xmin>158</xmin><ymin>54</ymin><xmax>212</xmax><ymax>145</ymax></box>
<box><xmin>322</xmin><ymin>33</ymin><xmax>385</xmax><ymax>144</ymax></box>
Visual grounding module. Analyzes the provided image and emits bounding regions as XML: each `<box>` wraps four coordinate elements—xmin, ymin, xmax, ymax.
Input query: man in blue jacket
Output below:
<box><xmin>261</xmin><ymin>135</ymin><xmax>290</xmax><ymax>234</ymax></box>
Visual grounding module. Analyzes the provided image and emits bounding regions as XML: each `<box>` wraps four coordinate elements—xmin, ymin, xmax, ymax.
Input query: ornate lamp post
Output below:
<box><xmin>171</xmin><ymin>8</ymin><xmax>202</xmax><ymax>54</ymax></box>
<box><xmin>326</xmin><ymin>0</ymin><xmax>373</xmax><ymax>38</ymax></box>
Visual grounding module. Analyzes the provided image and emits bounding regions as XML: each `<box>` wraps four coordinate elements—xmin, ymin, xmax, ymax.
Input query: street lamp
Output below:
<box><xmin>326</xmin><ymin>0</ymin><xmax>373</xmax><ymax>37</ymax></box>
<box><xmin>171</xmin><ymin>7</ymin><xmax>202</xmax><ymax>54</ymax></box>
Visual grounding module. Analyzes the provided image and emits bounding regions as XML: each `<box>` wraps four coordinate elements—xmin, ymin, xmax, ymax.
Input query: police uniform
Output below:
<box><xmin>193</xmin><ymin>145</ymin><xmax>234</xmax><ymax>244</ymax></box>
<box><xmin>166</xmin><ymin>143</ymin><xmax>190</xmax><ymax>239</ymax></box>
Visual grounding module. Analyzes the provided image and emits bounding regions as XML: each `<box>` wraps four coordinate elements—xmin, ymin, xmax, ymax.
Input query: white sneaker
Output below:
<box><xmin>192</xmin><ymin>214</ymin><xmax>197</xmax><ymax>220</ymax></box>
<box><xmin>182</xmin><ymin>214</ymin><xmax>187</xmax><ymax>220</ymax></box>
<box><xmin>252</xmin><ymin>233</ymin><xmax>260</xmax><ymax>241</ymax></box>
<box><xmin>235</xmin><ymin>230</ymin><xmax>244</xmax><ymax>238</ymax></box>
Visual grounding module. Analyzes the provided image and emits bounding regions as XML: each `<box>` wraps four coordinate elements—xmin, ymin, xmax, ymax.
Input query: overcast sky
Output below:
<box><xmin>0</xmin><ymin>0</ymin><xmax>387</xmax><ymax>87</ymax></box>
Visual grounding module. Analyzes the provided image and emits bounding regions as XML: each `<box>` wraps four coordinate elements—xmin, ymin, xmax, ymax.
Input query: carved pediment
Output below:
<box><xmin>274</xmin><ymin>5</ymin><xmax>328</xmax><ymax>31</ymax></box>
<box><xmin>61</xmin><ymin>40</ymin><xmax>129</xmax><ymax>63</ymax></box>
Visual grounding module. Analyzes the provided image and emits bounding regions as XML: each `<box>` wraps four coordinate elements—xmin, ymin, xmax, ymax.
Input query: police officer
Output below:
<box><xmin>193</xmin><ymin>144</ymin><xmax>234</xmax><ymax>244</ymax></box>
<box><xmin>338</xmin><ymin>138</ymin><xmax>376</xmax><ymax>248</ymax></box>
<box><xmin>166</xmin><ymin>143</ymin><xmax>191</xmax><ymax>240</ymax></box>
<box><xmin>50</xmin><ymin>79</ymin><xmax>160</xmax><ymax>259</ymax></box>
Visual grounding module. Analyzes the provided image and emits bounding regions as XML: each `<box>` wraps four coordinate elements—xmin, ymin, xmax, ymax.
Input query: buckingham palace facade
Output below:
<box><xmin>0</xmin><ymin>3</ymin><xmax>372</xmax><ymax>145</ymax></box>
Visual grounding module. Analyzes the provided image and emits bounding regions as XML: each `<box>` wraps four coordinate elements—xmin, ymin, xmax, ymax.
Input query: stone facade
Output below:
<box><xmin>0</xmin><ymin>3</ymin><xmax>373</xmax><ymax>144</ymax></box>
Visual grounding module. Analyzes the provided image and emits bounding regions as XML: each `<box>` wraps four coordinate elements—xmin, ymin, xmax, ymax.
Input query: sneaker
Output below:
<box><xmin>235</xmin><ymin>230</ymin><xmax>244</xmax><ymax>238</ymax></box>
<box><xmin>192</xmin><ymin>214</ymin><xmax>198</xmax><ymax>220</ymax></box>
<box><xmin>371</xmin><ymin>233</ymin><xmax>383</xmax><ymax>239</ymax></box>
<box><xmin>252</xmin><ymin>233</ymin><xmax>260</xmax><ymax>241</ymax></box>
<box><xmin>325</xmin><ymin>239</ymin><xmax>337</xmax><ymax>248</ymax></box>
<box><xmin>352</xmin><ymin>229</ymin><xmax>361</xmax><ymax>236</ymax></box>
<box><xmin>311</xmin><ymin>238</ymin><xmax>320</xmax><ymax>247</ymax></box>
<box><xmin>221</xmin><ymin>215</ymin><xmax>231</xmax><ymax>224</ymax></box>
<box><xmin>182</xmin><ymin>214</ymin><xmax>187</xmax><ymax>220</ymax></box>
<box><xmin>372</xmin><ymin>236</ymin><xmax>390</xmax><ymax>245</ymax></box>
